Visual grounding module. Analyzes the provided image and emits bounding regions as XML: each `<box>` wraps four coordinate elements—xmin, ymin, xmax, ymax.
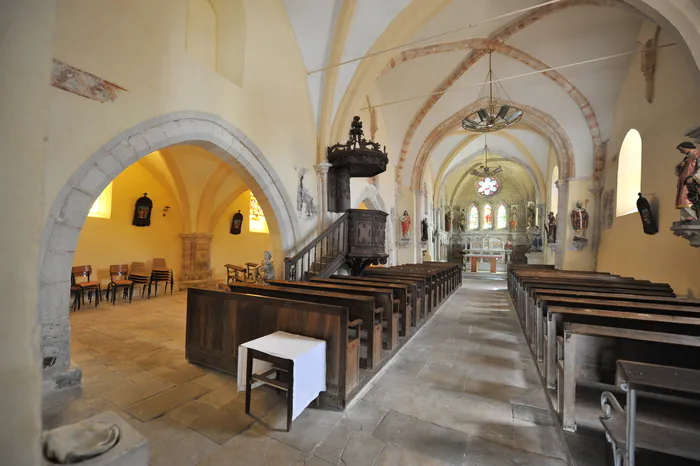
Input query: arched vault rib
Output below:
<box><xmin>412</xmin><ymin>100</ymin><xmax>574</xmax><ymax>190</ymax></box>
<box><xmin>433</xmin><ymin>130</ymin><xmax>547</xmax><ymax>203</ymax></box>
<box><xmin>390</xmin><ymin>0</ymin><xmax>651</xmax><ymax>186</ymax></box>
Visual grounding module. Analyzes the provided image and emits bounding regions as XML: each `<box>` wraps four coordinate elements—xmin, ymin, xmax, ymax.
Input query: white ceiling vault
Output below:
<box><xmin>281</xmin><ymin>0</ymin><xmax>679</xmax><ymax>201</ymax></box>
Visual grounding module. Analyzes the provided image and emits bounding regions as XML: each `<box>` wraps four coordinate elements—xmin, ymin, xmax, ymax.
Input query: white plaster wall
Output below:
<box><xmin>48</xmin><ymin>0</ymin><xmax>317</xmax><ymax>242</ymax></box>
<box><xmin>0</xmin><ymin>2</ymin><xmax>55</xmax><ymax>464</ymax></box>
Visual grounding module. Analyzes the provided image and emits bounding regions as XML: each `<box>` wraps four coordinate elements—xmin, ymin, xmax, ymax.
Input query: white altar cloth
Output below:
<box><xmin>237</xmin><ymin>331</ymin><xmax>326</xmax><ymax>421</ymax></box>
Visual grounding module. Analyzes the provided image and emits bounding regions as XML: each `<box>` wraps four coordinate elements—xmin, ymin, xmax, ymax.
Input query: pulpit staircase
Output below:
<box><xmin>284</xmin><ymin>209</ymin><xmax>388</xmax><ymax>281</ymax></box>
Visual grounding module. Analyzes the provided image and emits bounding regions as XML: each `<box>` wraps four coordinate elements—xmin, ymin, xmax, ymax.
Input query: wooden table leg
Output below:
<box><xmin>471</xmin><ymin>257</ymin><xmax>477</xmax><ymax>273</ymax></box>
<box><xmin>490</xmin><ymin>258</ymin><xmax>496</xmax><ymax>273</ymax></box>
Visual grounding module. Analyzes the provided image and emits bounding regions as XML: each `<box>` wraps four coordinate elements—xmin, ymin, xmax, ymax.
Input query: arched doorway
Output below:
<box><xmin>41</xmin><ymin>111</ymin><xmax>301</xmax><ymax>389</ymax></box>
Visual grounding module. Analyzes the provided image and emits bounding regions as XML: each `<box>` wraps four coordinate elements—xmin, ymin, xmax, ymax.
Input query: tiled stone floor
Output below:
<box><xmin>44</xmin><ymin>279</ymin><xmax>568</xmax><ymax>465</ymax></box>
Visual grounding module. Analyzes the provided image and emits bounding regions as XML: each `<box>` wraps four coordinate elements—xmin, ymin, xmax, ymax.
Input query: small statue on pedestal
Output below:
<box><xmin>509</xmin><ymin>211</ymin><xmax>519</xmax><ymax>231</ymax></box>
<box><xmin>256</xmin><ymin>251</ymin><xmax>275</xmax><ymax>283</ymax></box>
<box><xmin>421</xmin><ymin>218</ymin><xmax>428</xmax><ymax>242</ymax></box>
<box><xmin>545</xmin><ymin>212</ymin><xmax>557</xmax><ymax>243</ymax></box>
<box><xmin>400</xmin><ymin>210</ymin><xmax>411</xmax><ymax>240</ymax></box>
<box><xmin>459</xmin><ymin>210</ymin><xmax>466</xmax><ymax>232</ymax></box>
<box><xmin>530</xmin><ymin>226</ymin><xmax>543</xmax><ymax>252</ymax></box>
<box><xmin>445</xmin><ymin>210</ymin><xmax>451</xmax><ymax>232</ymax></box>
<box><xmin>570</xmin><ymin>201</ymin><xmax>589</xmax><ymax>239</ymax></box>
<box><xmin>674</xmin><ymin>141</ymin><xmax>700</xmax><ymax>221</ymax></box>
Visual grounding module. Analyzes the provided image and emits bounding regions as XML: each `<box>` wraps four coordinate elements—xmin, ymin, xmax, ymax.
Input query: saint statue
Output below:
<box><xmin>674</xmin><ymin>141</ymin><xmax>700</xmax><ymax>220</ymax></box>
<box><xmin>545</xmin><ymin>212</ymin><xmax>557</xmax><ymax>243</ymax></box>
<box><xmin>256</xmin><ymin>251</ymin><xmax>275</xmax><ymax>283</ymax></box>
<box><xmin>445</xmin><ymin>210</ymin><xmax>451</xmax><ymax>232</ymax></box>
<box><xmin>400</xmin><ymin>210</ymin><xmax>411</xmax><ymax>240</ymax></box>
<box><xmin>570</xmin><ymin>201</ymin><xmax>589</xmax><ymax>238</ymax></box>
<box><xmin>421</xmin><ymin>218</ymin><xmax>428</xmax><ymax>242</ymax></box>
<box><xmin>530</xmin><ymin>226</ymin><xmax>543</xmax><ymax>252</ymax></box>
<box><xmin>509</xmin><ymin>211</ymin><xmax>519</xmax><ymax>231</ymax></box>
<box><xmin>459</xmin><ymin>210</ymin><xmax>466</xmax><ymax>232</ymax></box>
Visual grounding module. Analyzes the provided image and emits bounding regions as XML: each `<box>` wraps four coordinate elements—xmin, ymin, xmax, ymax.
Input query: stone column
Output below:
<box><xmin>315</xmin><ymin>162</ymin><xmax>332</xmax><ymax>230</ymax></box>
<box><xmin>414</xmin><ymin>190</ymin><xmax>424</xmax><ymax>262</ymax></box>
<box><xmin>180</xmin><ymin>233</ymin><xmax>213</xmax><ymax>283</ymax></box>
<box><xmin>554</xmin><ymin>179</ymin><xmax>569</xmax><ymax>270</ymax></box>
<box><xmin>1</xmin><ymin>2</ymin><xmax>56</xmax><ymax>464</ymax></box>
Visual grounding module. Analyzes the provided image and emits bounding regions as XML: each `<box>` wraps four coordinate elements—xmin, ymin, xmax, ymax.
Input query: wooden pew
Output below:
<box><xmin>545</xmin><ymin>305</ymin><xmax>700</xmax><ymax>431</ymax></box>
<box><xmin>269</xmin><ymin>279</ymin><xmax>402</xmax><ymax>343</ymax></box>
<box><xmin>186</xmin><ymin>289</ymin><xmax>361</xmax><ymax>407</ymax></box>
<box><xmin>227</xmin><ymin>282</ymin><xmax>387</xmax><ymax>368</ymax></box>
<box><xmin>371</xmin><ymin>268</ymin><xmax>438</xmax><ymax>307</ymax></box>
<box><xmin>363</xmin><ymin>269</ymin><xmax>433</xmax><ymax>315</ymax></box>
<box><xmin>328</xmin><ymin>275</ymin><xmax>424</xmax><ymax>324</ymax></box>
<box><xmin>306</xmin><ymin>278</ymin><xmax>410</xmax><ymax>336</ymax></box>
<box><xmin>558</xmin><ymin>321</ymin><xmax>700</xmax><ymax>432</ymax></box>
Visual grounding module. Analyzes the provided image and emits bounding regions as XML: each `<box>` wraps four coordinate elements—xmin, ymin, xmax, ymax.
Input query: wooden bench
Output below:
<box><xmin>186</xmin><ymin>289</ymin><xmax>362</xmax><ymax>408</ymax></box>
<box><xmin>327</xmin><ymin>275</ymin><xmax>423</xmax><ymax>325</ymax></box>
<box><xmin>269</xmin><ymin>279</ymin><xmax>402</xmax><ymax>342</ymax></box>
<box><xmin>363</xmin><ymin>269</ymin><xmax>433</xmax><ymax>314</ymax></box>
<box><xmin>228</xmin><ymin>282</ymin><xmax>387</xmax><ymax>369</ymax></box>
<box><xmin>547</xmin><ymin>307</ymin><xmax>700</xmax><ymax>431</ymax></box>
<box><xmin>600</xmin><ymin>359</ymin><xmax>700</xmax><ymax>466</ymax></box>
<box><xmin>306</xmin><ymin>278</ymin><xmax>410</xmax><ymax>336</ymax></box>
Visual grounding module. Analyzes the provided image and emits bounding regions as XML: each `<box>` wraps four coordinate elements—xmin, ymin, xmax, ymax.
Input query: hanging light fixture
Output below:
<box><xmin>462</xmin><ymin>50</ymin><xmax>523</xmax><ymax>133</ymax></box>
<box><xmin>470</xmin><ymin>134</ymin><xmax>503</xmax><ymax>178</ymax></box>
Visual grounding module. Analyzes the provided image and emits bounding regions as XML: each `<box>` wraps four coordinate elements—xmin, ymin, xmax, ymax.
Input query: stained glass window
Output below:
<box><xmin>476</xmin><ymin>177</ymin><xmax>500</xmax><ymax>196</ymax></box>
<box><xmin>249</xmin><ymin>191</ymin><xmax>268</xmax><ymax>233</ymax></box>
<box><xmin>483</xmin><ymin>204</ymin><xmax>493</xmax><ymax>229</ymax></box>
<box><xmin>496</xmin><ymin>204</ymin><xmax>507</xmax><ymax>229</ymax></box>
<box><xmin>468</xmin><ymin>205</ymin><xmax>479</xmax><ymax>230</ymax></box>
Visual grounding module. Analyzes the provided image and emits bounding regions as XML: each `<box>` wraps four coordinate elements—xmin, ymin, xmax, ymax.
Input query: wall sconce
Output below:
<box><xmin>162</xmin><ymin>206</ymin><xmax>171</xmax><ymax>217</ymax></box>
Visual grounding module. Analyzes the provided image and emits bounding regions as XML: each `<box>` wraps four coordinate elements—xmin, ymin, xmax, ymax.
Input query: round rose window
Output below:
<box><xmin>476</xmin><ymin>177</ymin><xmax>500</xmax><ymax>196</ymax></box>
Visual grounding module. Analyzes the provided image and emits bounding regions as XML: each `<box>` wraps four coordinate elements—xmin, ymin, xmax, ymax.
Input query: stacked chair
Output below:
<box><xmin>70</xmin><ymin>265</ymin><xmax>101</xmax><ymax>309</ymax></box>
<box><xmin>129</xmin><ymin>262</ymin><xmax>153</xmax><ymax>298</ymax></box>
<box><xmin>106</xmin><ymin>264</ymin><xmax>134</xmax><ymax>305</ymax></box>
<box><xmin>150</xmin><ymin>258</ymin><xmax>174</xmax><ymax>297</ymax></box>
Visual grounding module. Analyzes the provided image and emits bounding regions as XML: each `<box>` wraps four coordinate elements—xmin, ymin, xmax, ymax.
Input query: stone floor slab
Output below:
<box><xmin>125</xmin><ymin>381</ymin><xmax>211</xmax><ymax>421</ymax></box>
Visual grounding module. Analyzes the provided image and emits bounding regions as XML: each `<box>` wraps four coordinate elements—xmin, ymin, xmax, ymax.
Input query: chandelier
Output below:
<box><xmin>470</xmin><ymin>134</ymin><xmax>503</xmax><ymax>178</ymax></box>
<box><xmin>461</xmin><ymin>50</ymin><xmax>523</xmax><ymax>133</ymax></box>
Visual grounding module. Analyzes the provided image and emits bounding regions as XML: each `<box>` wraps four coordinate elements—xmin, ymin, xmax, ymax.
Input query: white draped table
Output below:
<box><xmin>237</xmin><ymin>331</ymin><xmax>326</xmax><ymax>421</ymax></box>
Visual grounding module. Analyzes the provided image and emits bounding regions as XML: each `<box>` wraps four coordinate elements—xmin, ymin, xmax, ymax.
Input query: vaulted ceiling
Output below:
<box><xmin>283</xmin><ymin>0</ymin><xmax>660</xmax><ymax>202</ymax></box>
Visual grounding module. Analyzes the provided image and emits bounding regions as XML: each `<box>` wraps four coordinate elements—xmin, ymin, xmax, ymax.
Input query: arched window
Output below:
<box><xmin>496</xmin><ymin>203</ymin><xmax>507</xmax><ymax>229</ymax></box>
<box><xmin>468</xmin><ymin>205</ymin><xmax>479</xmax><ymax>230</ymax></box>
<box><xmin>88</xmin><ymin>182</ymin><xmax>113</xmax><ymax>219</ymax></box>
<box><xmin>483</xmin><ymin>204</ymin><xmax>493</xmax><ymax>230</ymax></box>
<box><xmin>248</xmin><ymin>191</ymin><xmax>268</xmax><ymax>233</ymax></box>
<box><xmin>550</xmin><ymin>166</ymin><xmax>559</xmax><ymax>215</ymax></box>
<box><xmin>616</xmin><ymin>129</ymin><xmax>642</xmax><ymax>217</ymax></box>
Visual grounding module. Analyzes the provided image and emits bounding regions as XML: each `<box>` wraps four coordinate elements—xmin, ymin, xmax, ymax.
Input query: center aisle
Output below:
<box><xmin>352</xmin><ymin>278</ymin><xmax>569</xmax><ymax>465</ymax></box>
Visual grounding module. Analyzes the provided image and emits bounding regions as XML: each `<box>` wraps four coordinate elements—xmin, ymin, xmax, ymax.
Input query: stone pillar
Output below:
<box><xmin>1</xmin><ymin>1</ymin><xmax>56</xmax><ymax>464</ymax></box>
<box><xmin>315</xmin><ymin>162</ymin><xmax>332</xmax><ymax>230</ymax></box>
<box><xmin>554</xmin><ymin>179</ymin><xmax>569</xmax><ymax>270</ymax></box>
<box><xmin>180</xmin><ymin>233</ymin><xmax>213</xmax><ymax>281</ymax></box>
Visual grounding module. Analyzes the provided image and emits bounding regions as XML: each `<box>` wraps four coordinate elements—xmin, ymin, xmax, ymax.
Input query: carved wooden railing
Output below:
<box><xmin>284</xmin><ymin>213</ymin><xmax>349</xmax><ymax>281</ymax></box>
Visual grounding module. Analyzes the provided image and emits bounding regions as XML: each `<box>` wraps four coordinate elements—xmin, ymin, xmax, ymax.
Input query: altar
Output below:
<box><xmin>463</xmin><ymin>254</ymin><xmax>504</xmax><ymax>273</ymax></box>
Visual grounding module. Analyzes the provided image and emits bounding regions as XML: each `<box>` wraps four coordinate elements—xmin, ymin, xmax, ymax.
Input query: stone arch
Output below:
<box><xmin>412</xmin><ymin>100</ymin><xmax>574</xmax><ymax>190</ymax></box>
<box><xmin>355</xmin><ymin>183</ymin><xmax>396</xmax><ymax>266</ymax></box>
<box><xmin>39</xmin><ymin>110</ymin><xmax>301</xmax><ymax>382</ymax></box>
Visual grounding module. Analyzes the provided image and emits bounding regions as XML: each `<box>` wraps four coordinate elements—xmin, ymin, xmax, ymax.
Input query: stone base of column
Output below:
<box><xmin>43</xmin><ymin>361</ymin><xmax>82</xmax><ymax>394</ymax></box>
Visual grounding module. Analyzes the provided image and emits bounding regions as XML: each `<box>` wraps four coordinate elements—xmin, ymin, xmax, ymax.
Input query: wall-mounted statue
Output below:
<box><xmin>675</xmin><ymin>141</ymin><xmax>700</xmax><ymax>221</ymax></box>
<box><xmin>445</xmin><ymin>210</ymin><xmax>451</xmax><ymax>232</ymax></box>
<box><xmin>459</xmin><ymin>209</ymin><xmax>466</xmax><ymax>232</ymax></box>
<box><xmin>530</xmin><ymin>226</ymin><xmax>543</xmax><ymax>252</ymax></box>
<box><xmin>509</xmin><ymin>211</ymin><xmax>519</xmax><ymax>231</ymax></box>
<box><xmin>296</xmin><ymin>167</ymin><xmax>317</xmax><ymax>221</ymax></box>
<box><xmin>421</xmin><ymin>218</ymin><xmax>428</xmax><ymax>242</ymax></box>
<box><xmin>400</xmin><ymin>210</ymin><xmax>411</xmax><ymax>240</ymax></box>
<box><xmin>570</xmin><ymin>200</ymin><xmax>589</xmax><ymax>238</ymax></box>
<box><xmin>545</xmin><ymin>212</ymin><xmax>557</xmax><ymax>243</ymax></box>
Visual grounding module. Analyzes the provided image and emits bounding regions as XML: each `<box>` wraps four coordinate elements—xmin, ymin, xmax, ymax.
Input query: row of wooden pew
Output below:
<box><xmin>508</xmin><ymin>264</ymin><xmax>700</xmax><ymax>464</ymax></box>
<box><xmin>185</xmin><ymin>261</ymin><xmax>461</xmax><ymax>409</ymax></box>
